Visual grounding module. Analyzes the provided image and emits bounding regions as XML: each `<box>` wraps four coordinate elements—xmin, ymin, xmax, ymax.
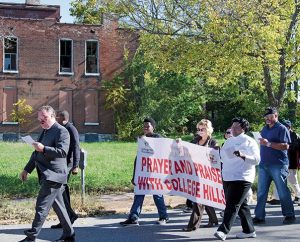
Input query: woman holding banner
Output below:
<box><xmin>182</xmin><ymin>119</ymin><xmax>219</xmax><ymax>232</ymax></box>
<box><xmin>214</xmin><ymin>117</ymin><xmax>260</xmax><ymax>241</ymax></box>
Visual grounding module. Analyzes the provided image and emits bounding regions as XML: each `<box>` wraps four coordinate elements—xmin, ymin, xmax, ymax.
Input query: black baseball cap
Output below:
<box><xmin>282</xmin><ymin>119</ymin><xmax>292</xmax><ymax>128</ymax></box>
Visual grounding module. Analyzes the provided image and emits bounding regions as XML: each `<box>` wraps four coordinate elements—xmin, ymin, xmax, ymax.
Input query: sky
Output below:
<box><xmin>1</xmin><ymin>0</ymin><xmax>75</xmax><ymax>23</ymax></box>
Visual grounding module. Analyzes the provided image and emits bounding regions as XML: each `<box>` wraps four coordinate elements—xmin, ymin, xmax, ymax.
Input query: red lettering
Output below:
<box><xmin>138</xmin><ymin>176</ymin><xmax>148</xmax><ymax>190</ymax></box>
<box><xmin>171</xmin><ymin>178</ymin><xmax>179</xmax><ymax>190</ymax></box>
<box><xmin>141</xmin><ymin>157</ymin><xmax>147</xmax><ymax>171</ymax></box>
<box><xmin>164</xmin><ymin>179</ymin><xmax>172</xmax><ymax>190</ymax></box>
<box><xmin>174</xmin><ymin>161</ymin><xmax>182</xmax><ymax>174</ymax></box>
<box><xmin>152</xmin><ymin>160</ymin><xmax>159</xmax><ymax>173</ymax></box>
<box><xmin>147</xmin><ymin>158</ymin><xmax>153</xmax><ymax>172</ymax></box>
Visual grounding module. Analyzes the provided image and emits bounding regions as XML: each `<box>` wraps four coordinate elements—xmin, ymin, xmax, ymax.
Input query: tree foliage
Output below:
<box><xmin>11</xmin><ymin>99</ymin><xmax>33</xmax><ymax>124</ymax></box>
<box><xmin>103</xmin><ymin>51</ymin><xmax>205</xmax><ymax>140</ymax></box>
<box><xmin>11</xmin><ymin>99</ymin><xmax>33</xmax><ymax>138</ymax></box>
<box><xmin>71</xmin><ymin>0</ymin><xmax>300</xmax><ymax>110</ymax></box>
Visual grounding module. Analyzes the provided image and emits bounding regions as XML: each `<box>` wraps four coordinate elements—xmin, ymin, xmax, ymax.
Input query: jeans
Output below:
<box><xmin>218</xmin><ymin>180</ymin><xmax>254</xmax><ymax>234</ymax></box>
<box><xmin>255</xmin><ymin>164</ymin><xmax>295</xmax><ymax>219</ymax></box>
<box><xmin>129</xmin><ymin>194</ymin><xmax>168</xmax><ymax>221</ymax></box>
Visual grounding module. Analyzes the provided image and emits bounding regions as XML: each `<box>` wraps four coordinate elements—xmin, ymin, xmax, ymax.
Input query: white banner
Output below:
<box><xmin>134</xmin><ymin>137</ymin><xmax>225</xmax><ymax>210</ymax></box>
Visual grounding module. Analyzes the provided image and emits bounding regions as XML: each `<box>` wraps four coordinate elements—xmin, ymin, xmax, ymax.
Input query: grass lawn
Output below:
<box><xmin>0</xmin><ymin>141</ymin><xmax>138</xmax><ymax>198</ymax></box>
<box><xmin>0</xmin><ymin>133</ymin><xmax>225</xmax><ymax>199</ymax></box>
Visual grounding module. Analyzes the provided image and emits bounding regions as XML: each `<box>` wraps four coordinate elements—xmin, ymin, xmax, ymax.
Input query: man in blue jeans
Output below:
<box><xmin>253</xmin><ymin>107</ymin><xmax>295</xmax><ymax>225</ymax></box>
<box><xmin>120</xmin><ymin>118</ymin><xmax>169</xmax><ymax>226</ymax></box>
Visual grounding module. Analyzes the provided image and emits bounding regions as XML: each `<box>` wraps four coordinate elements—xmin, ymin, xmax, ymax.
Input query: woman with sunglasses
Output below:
<box><xmin>182</xmin><ymin>119</ymin><xmax>219</xmax><ymax>231</ymax></box>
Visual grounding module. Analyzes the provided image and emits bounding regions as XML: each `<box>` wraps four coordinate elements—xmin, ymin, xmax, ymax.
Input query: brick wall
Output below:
<box><xmin>0</xmin><ymin>16</ymin><xmax>138</xmax><ymax>137</ymax></box>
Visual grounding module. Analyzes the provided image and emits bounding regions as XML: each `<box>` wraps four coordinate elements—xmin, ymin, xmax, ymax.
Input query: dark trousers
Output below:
<box><xmin>30</xmin><ymin>180</ymin><xmax>74</xmax><ymax>239</ymax></box>
<box><xmin>187</xmin><ymin>203</ymin><xmax>218</xmax><ymax>229</ymax></box>
<box><xmin>62</xmin><ymin>166</ymin><xmax>77</xmax><ymax>221</ymax></box>
<box><xmin>218</xmin><ymin>180</ymin><xmax>255</xmax><ymax>234</ymax></box>
<box><xmin>186</xmin><ymin>199</ymin><xmax>193</xmax><ymax>208</ymax></box>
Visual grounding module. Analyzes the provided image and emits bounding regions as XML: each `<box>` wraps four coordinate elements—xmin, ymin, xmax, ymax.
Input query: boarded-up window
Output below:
<box><xmin>59</xmin><ymin>90</ymin><xmax>73</xmax><ymax>122</ymax></box>
<box><xmin>84</xmin><ymin>89</ymin><xmax>98</xmax><ymax>124</ymax></box>
<box><xmin>2</xmin><ymin>87</ymin><xmax>17</xmax><ymax>122</ymax></box>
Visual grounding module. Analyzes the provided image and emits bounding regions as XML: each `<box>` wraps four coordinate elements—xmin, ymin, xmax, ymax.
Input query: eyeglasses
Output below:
<box><xmin>197</xmin><ymin>128</ymin><xmax>206</xmax><ymax>132</ymax></box>
<box><xmin>226</xmin><ymin>131</ymin><xmax>231</xmax><ymax>134</ymax></box>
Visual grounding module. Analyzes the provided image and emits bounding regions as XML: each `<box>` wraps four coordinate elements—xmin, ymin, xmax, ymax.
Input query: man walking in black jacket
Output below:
<box><xmin>51</xmin><ymin>110</ymin><xmax>80</xmax><ymax>229</ymax></box>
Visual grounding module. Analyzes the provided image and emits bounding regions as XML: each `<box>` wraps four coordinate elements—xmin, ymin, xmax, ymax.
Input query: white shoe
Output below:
<box><xmin>236</xmin><ymin>231</ymin><xmax>256</xmax><ymax>239</ymax></box>
<box><xmin>156</xmin><ymin>218</ymin><xmax>169</xmax><ymax>225</ymax></box>
<box><xmin>214</xmin><ymin>231</ymin><xmax>226</xmax><ymax>241</ymax></box>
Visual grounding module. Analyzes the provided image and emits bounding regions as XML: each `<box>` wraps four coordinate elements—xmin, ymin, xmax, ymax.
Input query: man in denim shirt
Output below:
<box><xmin>253</xmin><ymin>107</ymin><xmax>295</xmax><ymax>225</ymax></box>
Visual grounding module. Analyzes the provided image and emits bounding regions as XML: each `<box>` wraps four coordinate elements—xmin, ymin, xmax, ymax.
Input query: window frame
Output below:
<box><xmin>59</xmin><ymin>38</ymin><xmax>74</xmax><ymax>75</ymax></box>
<box><xmin>85</xmin><ymin>39</ymin><xmax>100</xmax><ymax>76</ymax></box>
<box><xmin>3</xmin><ymin>36</ymin><xmax>18</xmax><ymax>73</ymax></box>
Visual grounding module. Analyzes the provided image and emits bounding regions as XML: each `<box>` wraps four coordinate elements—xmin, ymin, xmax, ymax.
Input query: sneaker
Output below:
<box><xmin>283</xmin><ymin>215</ymin><xmax>296</xmax><ymax>224</ymax></box>
<box><xmin>156</xmin><ymin>218</ymin><xmax>169</xmax><ymax>225</ymax></box>
<box><xmin>120</xmin><ymin>218</ymin><xmax>139</xmax><ymax>226</ymax></box>
<box><xmin>294</xmin><ymin>197</ymin><xmax>300</xmax><ymax>205</ymax></box>
<box><xmin>266</xmin><ymin>199</ymin><xmax>280</xmax><ymax>205</ymax></box>
<box><xmin>252</xmin><ymin>217</ymin><xmax>265</xmax><ymax>225</ymax></box>
<box><xmin>236</xmin><ymin>231</ymin><xmax>257</xmax><ymax>239</ymax></box>
<box><xmin>214</xmin><ymin>231</ymin><xmax>227</xmax><ymax>241</ymax></box>
<box><xmin>183</xmin><ymin>207</ymin><xmax>193</xmax><ymax>213</ymax></box>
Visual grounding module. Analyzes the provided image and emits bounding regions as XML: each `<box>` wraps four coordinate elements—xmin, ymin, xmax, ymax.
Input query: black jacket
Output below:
<box><xmin>64</xmin><ymin>122</ymin><xmax>80</xmax><ymax>169</ymax></box>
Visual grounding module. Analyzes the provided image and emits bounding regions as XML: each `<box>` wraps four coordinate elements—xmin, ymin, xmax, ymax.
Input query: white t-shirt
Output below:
<box><xmin>220</xmin><ymin>133</ymin><xmax>260</xmax><ymax>183</ymax></box>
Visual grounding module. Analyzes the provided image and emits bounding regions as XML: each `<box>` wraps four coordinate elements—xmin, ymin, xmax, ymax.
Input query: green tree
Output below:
<box><xmin>103</xmin><ymin>51</ymin><xmax>207</xmax><ymax>140</ymax></box>
<box><xmin>71</xmin><ymin>0</ymin><xmax>300</xmax><ymax>111</ymax></box>
<box><xmin>11</xmin><ymin>99</ymin><xmax>33</xmax><ymax>139</ymax></box>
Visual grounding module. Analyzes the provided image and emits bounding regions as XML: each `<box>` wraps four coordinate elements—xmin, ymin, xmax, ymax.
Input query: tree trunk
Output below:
<box><xmin>288</xmin><ymin>80</ymin><xmax>298</xmax><ymax>123</ymax></box>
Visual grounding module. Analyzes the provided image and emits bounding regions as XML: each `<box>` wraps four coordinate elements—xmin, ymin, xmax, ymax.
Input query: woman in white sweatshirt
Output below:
<box><xmin>214</xmin><ymin>117</ymin><xmax>260</xmax><ymax>241</ymax></box>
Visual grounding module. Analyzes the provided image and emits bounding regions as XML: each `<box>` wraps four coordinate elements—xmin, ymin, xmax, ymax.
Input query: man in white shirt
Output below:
<box><xmin>214</xmin><ymin>117</ymin><xmax>260</xmax><ymax>241</ymax></box>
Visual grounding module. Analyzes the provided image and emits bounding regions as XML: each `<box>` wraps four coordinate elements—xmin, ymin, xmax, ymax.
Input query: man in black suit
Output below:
<box><xmin>19</xmin><ymin>105</ymin><xmax>75</xmax><ymax>242</ymax></box>
<box><xmin>51</xmin><ymin>110</ymin><xmax>80</xmax><ymax>229</ymax></box>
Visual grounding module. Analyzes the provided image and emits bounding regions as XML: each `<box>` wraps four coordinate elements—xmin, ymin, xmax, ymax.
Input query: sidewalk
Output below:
<box><xmin>1</xmin><ymin>198</ymin><xmax>300</xmax><ymax>242</ymax></box>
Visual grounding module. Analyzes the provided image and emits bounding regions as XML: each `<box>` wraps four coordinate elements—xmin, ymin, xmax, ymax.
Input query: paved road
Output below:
<box><xmin>1</xmin><ymin>204</ymin><xmax>299</xmax><ymax>242</ymax></box>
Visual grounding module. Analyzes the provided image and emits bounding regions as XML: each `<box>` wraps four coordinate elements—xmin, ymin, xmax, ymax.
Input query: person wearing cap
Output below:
<box><xmin>253</xmin><ymin>107</ymin><xmax>296</xmax><ymax>225</ymax></box>
<box><xmin>120</xmin><ymin>118</ymin><xmax>169</xmax><ymax>226</ymax></box>
<box><xmin>268</xmin><ymin>119</ymin><xmax>300</xmax><ymax>205</ymax></box>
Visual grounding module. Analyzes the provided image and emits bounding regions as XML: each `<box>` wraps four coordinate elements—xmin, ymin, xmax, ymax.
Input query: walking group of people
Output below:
<box><xmin>17</xmin><ymin>105</ymin><xmax>299</xmax><ymax>241</ymax></box>
<box><xmin>120</xmin><ymin>106</ymin><xmax>299</xmax><ymax>241</ymax></box>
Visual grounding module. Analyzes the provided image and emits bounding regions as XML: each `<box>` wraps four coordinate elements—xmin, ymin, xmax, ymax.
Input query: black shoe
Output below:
<box><xmin>51</xmin><ymin>223</ymin><xmax>62</xmax><ymax>229</ymax></box>
<box><xmin>51</xmin><ymin>214</ymin><xmax>78</xmax><ymax>229</ymax></box>
<box><xmin>182</xmin><ymin>227</ymin><xmax>197</xmax><ymax>232</ymax></box>
<box><xmin>183</xmin><ymin>206</ymin><xmax>193</xmax><ymax>213</ymax></box>
<box><xmin>19</xmin><ymin>237</ymin><xmax>35</xmax><ymax>242</ymax></box>
<box><xmin>53</xmin><ymin>233</ymin><xmax>75</xmax><ymax>242</ymax></box>
<box><xmin>71</xmin><ymin>214</ymin><xmax>78</xmax><ymax>224</ymax></box>
<box><xmin>283</xmin><ymin>215</ymin><xmax>296</xmax><ymax>224</ymax></box>
<box><xmin>252</xmin><ymin>217</ymin><xmax>266</xmax><ymax>224</ymax></box>
<box><xmin>267</xmin><ymin>199</ymin><xmax>280</xmax><ymax>205</ymax></box>
<box><xmin>24</xmin><ymin>229</ymin><xmax>36</xmax><ymax>241</ymax></box>
<box><xmin>120</xmin><ymin>218</ymin><xmax>139</xmax><ymax>226</ymax></box>
<box><xmin>294</xmin><ymin>197</ymin><xmax>300</xmax><ymax>205</ymax></box>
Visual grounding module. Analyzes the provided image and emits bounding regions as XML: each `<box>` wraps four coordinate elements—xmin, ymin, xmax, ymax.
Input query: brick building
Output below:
<box><xmin>0</xmin><ymin>0</ymin><xmax>138</xmax><ymax>141</ymax></box>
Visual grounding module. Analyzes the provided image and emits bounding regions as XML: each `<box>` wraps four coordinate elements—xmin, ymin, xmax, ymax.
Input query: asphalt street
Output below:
<box><xmin>1</xmin><ymin>204</ymin><xmax>300</xmax><ymax>242</ymax></box>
